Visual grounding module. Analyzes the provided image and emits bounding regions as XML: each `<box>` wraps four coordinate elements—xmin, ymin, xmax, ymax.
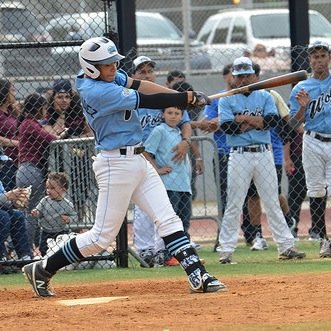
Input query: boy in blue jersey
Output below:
<box><xmin>289</xmin><ymin>41</ymin><xmax>331</xmax><ymax>258</ymax></box>
<box><xmin>22</xmin><ymin>37</ymin><xmax>226</xmax><ymax>296</ymax></box>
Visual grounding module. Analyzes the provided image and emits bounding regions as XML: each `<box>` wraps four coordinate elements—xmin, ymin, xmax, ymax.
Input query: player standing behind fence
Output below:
<box><xmin>289</xmin><ymin>40</ymin><xmax>331</xmax><ymax>258</ymax></box>
<box><xmin>22</xmin><ymin>37</ymin><xmax>225</xmax><ymax>296</ymax></box>
<box><xmin>31</xmin><ymin>172</ymin><xmax>77</xmax><ymax>257</ymax></box>
<box><xmin>144</xmin><ymin>107</ymin><xmax>193</xmax><ymax>240</ymax></box>
<box><xmin>217</xmin><ymin>56</ymin><xmax>305</xmax><ymax>263</ymax></box>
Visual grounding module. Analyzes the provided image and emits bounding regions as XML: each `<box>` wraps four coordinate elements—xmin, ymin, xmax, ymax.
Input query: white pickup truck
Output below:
<box><xmin>196</xmin><ymin>8</ymin><xmax>331</xmax><ymax>71</ymax></box>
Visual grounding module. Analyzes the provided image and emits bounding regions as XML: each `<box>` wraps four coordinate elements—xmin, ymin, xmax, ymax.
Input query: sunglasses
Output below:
<box><xmin>232</xmin><ymin>63</ymin><xmax>253</xmax><ymax>71</ymax></box>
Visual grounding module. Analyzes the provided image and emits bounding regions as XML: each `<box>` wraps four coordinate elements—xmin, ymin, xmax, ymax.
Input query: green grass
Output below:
<box><xmin>1</xmin><ymin>239</ymin><xmax>330</xmax><ymax>288</ymax></box>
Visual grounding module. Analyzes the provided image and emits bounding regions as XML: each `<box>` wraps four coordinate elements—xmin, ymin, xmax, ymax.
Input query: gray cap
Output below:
<box><xmin>308</xmin><ymin>40</ymin><xmax>330</xmax><ymax>54</ymax></box>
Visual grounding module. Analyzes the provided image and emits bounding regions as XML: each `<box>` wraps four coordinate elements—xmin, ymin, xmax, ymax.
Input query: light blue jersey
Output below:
<box><xmin>144</xmin><ymin>123</ymin><xmax>192</xmax><ymax>193</ymax></box>
<box><xmin>138</xmin><ymin>108</ymin><xmax>190</xmax><ymax>142</ymax></box>
<box><xmin>76</xmin><ymin>69</ymin><xmax>142</xmax><ymax>150</ymax></box>
<box><xmin>218</xmin><ymin>90</ymin><xmax>277</xmax><ymax>147</ymax></box>
<box><xmin>289</xmin><ymin>71</ymin><xmax>331</xmax><ymax>134</ymax></box>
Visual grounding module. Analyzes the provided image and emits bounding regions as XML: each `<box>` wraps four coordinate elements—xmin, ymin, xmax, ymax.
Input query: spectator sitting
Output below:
<box><xmin>31</xmin><ymin>172</ymin><xmax>77</xmax><ymax>257</ymax></box>
<box><xmin>0</xmin><ymin>147</ymin><xmax>32</xmax><ymax>263</ymax></box>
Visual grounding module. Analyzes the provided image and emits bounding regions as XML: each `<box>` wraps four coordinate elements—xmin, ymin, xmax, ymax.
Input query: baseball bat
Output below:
<box><xmin>208</xmin><ymin>70</ymin><xmax>308</xmax><ymax>100</ymax></box>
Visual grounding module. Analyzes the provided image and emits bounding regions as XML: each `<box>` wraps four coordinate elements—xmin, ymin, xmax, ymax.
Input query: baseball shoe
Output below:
<box><xmin>139</xmin><ymin>249</ymin><xmax>154</xmax><ymax>268</ymax></box>
<box><xmin>278</xmin><ymin>247</ymin><xmax>306</xmax><ymax>260</ymax></box>
<box><xmin>251</xmin><ymin>233</ymin><xmax>268</xmax><ymax>251</ymax></box>
<box><xmin>189</xmin><ymin>270</ymin><xmax>227</xmax><ymax>293</ymax></box>
<box><xmin>320</xmin><ymin>239</ymin><xmax>331</xmax><ymax>258</ymax></box>
<box><xmin>22</xmin><ymin>261</ymin><xmax>55</xmax><ymax>297</ymax></box>
<box><xmin>219</xmin><ymin>252</ymin><xmax>232</xmax><ymax>264</ymax></box>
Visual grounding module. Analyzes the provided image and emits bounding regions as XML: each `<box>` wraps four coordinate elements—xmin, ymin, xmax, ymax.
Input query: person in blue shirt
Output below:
<box><xmin>22</xmin><ymin>37</ymin><xmax>225</xmax><ymax>296</ymax></box>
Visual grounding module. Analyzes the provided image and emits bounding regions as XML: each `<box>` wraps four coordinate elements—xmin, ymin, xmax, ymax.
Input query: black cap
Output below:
<box><xmin>53</xmin><ymin>79</ymin><xmax>72</xmax><ymax>93</ymax></box>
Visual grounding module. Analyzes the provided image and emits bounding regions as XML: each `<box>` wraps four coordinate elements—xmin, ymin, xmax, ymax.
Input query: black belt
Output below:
<box><xmin>306</xmin><ymin>130</ymin><xmax>331</xmax><ymax>142</ymax></box>
<box><xmin>231</xmin><ymin>144</ymin><xmax>271</xmax><ymax>153</ymax></box>
<box><xmin>119</xmin><ymin>146</ymin><xmax>145</xmax><ymax>156</ymax></box>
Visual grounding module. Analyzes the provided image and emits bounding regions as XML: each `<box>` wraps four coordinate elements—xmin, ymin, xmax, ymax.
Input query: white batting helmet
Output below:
<box><xmin>79</xmin><ymin>37</ymin><xmax>125</xmax><ymax>79</ymax></box>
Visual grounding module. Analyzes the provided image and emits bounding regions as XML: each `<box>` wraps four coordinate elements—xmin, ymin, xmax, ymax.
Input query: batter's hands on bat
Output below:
<box><xmin>189</xmin><ymin>91</ymin><xmax>211</xmax><ymax>107</ymax></box>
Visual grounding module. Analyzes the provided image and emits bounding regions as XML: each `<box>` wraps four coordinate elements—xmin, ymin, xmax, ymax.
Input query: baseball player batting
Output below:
<box><xmin>22</xmin><ymin>37</ymin><xmax>226</xmax><ymax>296</ymax></box>
<box><xmin>289</xmin><ymin>40</ymin><xmax>331</xmax><ymax>258</ymax></box>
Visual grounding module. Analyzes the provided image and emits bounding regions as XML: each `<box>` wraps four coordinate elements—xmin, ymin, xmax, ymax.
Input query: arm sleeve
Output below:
<box><xmin>138</xmin><ymin>92</ymin><xmax>188</xmax><ymax>109</ymax></box>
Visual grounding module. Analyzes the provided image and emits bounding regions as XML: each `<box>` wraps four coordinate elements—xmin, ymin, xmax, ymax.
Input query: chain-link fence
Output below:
<box><xmin>1</xmin><ymin>0</ymin><xmax>331</xmax><ymax>273</ymax></box>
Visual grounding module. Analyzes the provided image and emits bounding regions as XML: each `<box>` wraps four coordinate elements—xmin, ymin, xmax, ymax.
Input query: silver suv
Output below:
<box><xmin>45</xmin><ymin>11</ymin><xmax>211</xmax><ymax>74</ymax></box>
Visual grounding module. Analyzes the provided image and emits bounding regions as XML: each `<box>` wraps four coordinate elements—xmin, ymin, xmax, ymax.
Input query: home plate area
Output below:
<box><xmin>58</xmin><ymin>296</ymin><xmax>129</xmax><ymax>306</ymax></box>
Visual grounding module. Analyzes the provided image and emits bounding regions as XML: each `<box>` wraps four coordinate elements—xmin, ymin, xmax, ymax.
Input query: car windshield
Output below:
<box><xmin>137</xmin><ymin>14</ymin><xmax>182</xmax><ymax>40</ymax></box>
<box><xmin>1</xmin><ymin>8</ymin><xmax>42</xmax><ymax>35</ymax></box>
<box><xmin>251</xmin><ymin>12</ymin><xmax>331</xmax><ymax>39</ymax></box>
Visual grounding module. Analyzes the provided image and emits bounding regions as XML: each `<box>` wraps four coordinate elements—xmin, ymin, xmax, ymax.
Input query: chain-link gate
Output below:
<box><xmin>1</xmin><ymin>0</ymin><xmax>331</xmax><ymax>273</ymax></box>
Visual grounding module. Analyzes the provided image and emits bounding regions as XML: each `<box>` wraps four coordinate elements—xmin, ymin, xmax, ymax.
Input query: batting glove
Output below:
<box><xmin>189</xmin><ymin>91</ymin><xmax>211</xmax><ymax>107</ymax></box>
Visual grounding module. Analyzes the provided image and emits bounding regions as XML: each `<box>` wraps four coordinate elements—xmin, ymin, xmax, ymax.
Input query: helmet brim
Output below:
<box><xmin>87</xmin><ymin>53</ymin><xmax>125</xmax><ymax>65</ymax></box>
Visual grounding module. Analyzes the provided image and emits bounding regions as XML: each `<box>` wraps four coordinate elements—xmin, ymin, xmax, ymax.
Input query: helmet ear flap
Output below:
<box><xmin>79</xmin><ymin>57</ymin><xmax>100</xmax><ymax>79</ymax></box>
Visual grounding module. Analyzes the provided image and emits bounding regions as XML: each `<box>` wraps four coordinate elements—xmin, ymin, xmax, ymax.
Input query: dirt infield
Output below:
<box><xmin>1</xmin><ymin>272</ymin><xmax>330</xmax><ymax>331</ymax></box>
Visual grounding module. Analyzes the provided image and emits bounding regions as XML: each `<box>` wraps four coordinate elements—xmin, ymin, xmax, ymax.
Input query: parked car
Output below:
<box><xmin>45</xmin><ymin>11</ymin><xmax>211</xmax><ymax>75</ymax></box>
<box><xmin>197</xmin><ymin>8</ymin><xmax>331</xmax><ymax>71</ymax></box>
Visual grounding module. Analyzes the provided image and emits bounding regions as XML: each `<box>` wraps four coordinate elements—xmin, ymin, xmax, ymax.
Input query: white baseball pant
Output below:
<box><xmin>219</xmin><ymin>149</ymin><xmax>294</xmax><ymax>254</ymax></box>
<box><xmin>76</xmin><ymin>152</ymin><xmax>183</xmax><ymax>257</ymax></box>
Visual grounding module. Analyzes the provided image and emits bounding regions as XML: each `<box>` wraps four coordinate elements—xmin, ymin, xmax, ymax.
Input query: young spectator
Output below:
<box><xmin>16</xmin><ymin>93</ymin><xmax>67</xmax><ymax>256</ymax></box>
<box><xmin>217</xmin><ymin>56</ymin><xmax>305</xmax><ymax>263</ymax></box>
<box><xmin>31</xmin><ymin>172</ymin><xmax>77</xmax><ymax>256</ymax></box>
<box><xmin>144</xmin><ymin>106</ymin><xmax>193</xmax><ymax>240</ymax></box>
<box><xmin>0</xmin><ymin>147</ymin><xmax>32</xmax><ymax>263</ymax></box>
<box><xmin>0</xmin><ymin>79</ymin><xmax>19</xmax><ymax>191</ymax></box>
<box><xmin>289</xmin><ymin>41</ymin><xmax>331</xmax><ymax>257</ymax></box>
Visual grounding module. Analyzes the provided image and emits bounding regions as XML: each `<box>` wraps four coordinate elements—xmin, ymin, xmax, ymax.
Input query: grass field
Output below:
<box><xmin>1</xmin><ymin>239</ymin><xmax>330</xmax><ymax>287</ymax></box>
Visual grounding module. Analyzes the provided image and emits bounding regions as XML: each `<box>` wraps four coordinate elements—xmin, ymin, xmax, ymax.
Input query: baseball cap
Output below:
<box><xmin>53</xmin><ymin>79</ymin><xmax>72</xmax><ymax>93</ymax></box>
<box><xmin>0</xmin><ymin>146</ymin><xmax>12</xmax><ymax>162</ymax></box>
<box><xmin>133</xmin><ymin>56</ymin><xmax>156</xmax><ymax>71</ymax></box>
<box><xmin>308</xmin><ymin>40</ymin><xmax>330</xmax><ymax>54</ymax></box>
<box><xmin>232</xmin><ymin>57</ymin><xmax>255</xmax><ymax>76</ymax></box>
